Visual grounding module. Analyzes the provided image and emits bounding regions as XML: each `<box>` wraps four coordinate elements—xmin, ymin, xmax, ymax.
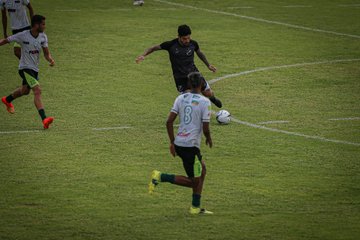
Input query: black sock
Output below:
<box><xmin>5</xmin><ymin>95</ymin><xmax>14</xmax><ymax>103</ymax></box>
<box><xmin>38</xmin><ymin>109</ymin><xmax>47</xmax><ymax>120</ymax></box>
<box><xmin>160</xmin><ymin>173</ymin><xmax>175</xmax><ymax>183</ymax></box>
<box><xmin>192</xmin><ymin>194</ymin><xmax>201</xmax><ymax>208</ymax></box>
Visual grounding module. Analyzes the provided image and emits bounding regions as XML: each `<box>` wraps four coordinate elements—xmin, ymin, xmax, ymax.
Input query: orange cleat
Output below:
<box><xmin>1</xmin><ymin>96</ymin><xmax>15</xmax><ymax>114</ymax></box>
<box><xmin>43</xmin><ymin>117</ymin><xmax>54</xmax><ymax>129</ymax></box>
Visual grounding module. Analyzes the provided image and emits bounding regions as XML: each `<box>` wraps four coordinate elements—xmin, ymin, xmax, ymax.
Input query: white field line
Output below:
<box><xmin>231</xmin><ymin>117</ymin><xmax>360</xmax><ymax>146</ymax></box>
<box><xmin>338</xmin><ymin>4</ymin><xmax>360</xmax><ymax>7</ymax></box>
<box><xmin>209</xmin><ymin>58</ymin><xmax>360</xmax><ymax>84</ymax></box>
<box><xmin>257</xmin><ymin>120</ymin><xmax>289</xmax><ymax>125</ymax></box>
<box><xmin>329</xmin><ymin>117</ymin><xmax>360</xmax><ymax>121</ymax></box>
<box><xmin>0</xmin><ymin>130</ymin><xmax>41</xmax><ymax>134</ymax></box>
<box><xmin>95</xmin><ymin>8</ymin><xmax>132</xmax><ymax>12</ymax></box>
<box><xmin>55</xmin><ymin>9</ymin><xmax>81</xmax><ymax>12</ymax></box>
<box><xmin>153</xmin><ymin>0</ymin><xmax>360</xmax><ymax>39</ymax></box>
<box><xmin>282</xmin><ymin>5</ymin><xmax>312</xmax><ymax>8</ymax></box>
<box><xmin>92</xmin><ymin>126</ymin><xmax>133</xmax><ymax>131</ymax></box>
<box><xmin>227</xmin><ymin>7</ymin><xmax>254</xmax><ymax>9</ymax></box>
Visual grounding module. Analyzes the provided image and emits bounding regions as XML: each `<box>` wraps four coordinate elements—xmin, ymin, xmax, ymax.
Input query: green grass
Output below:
<box><xmin>0</xmin><ymin>0</ymin><xmax>359</xmax><ymax>239</ymax></box>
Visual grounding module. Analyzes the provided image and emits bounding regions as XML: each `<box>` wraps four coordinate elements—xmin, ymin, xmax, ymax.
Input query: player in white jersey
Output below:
<box><xmin>0</xmin><ymin>15</ymin><xmax>55</xmax><ymax>129</ymax></box>
<box><xmin>1</xmin><ymin>0</ymin><xmax>34</xmax><ymax>59</ymax></box>
<box><xmin>148</xmin><ymin>72</ymin><xmax>214</xmax><ymax>215</ymax></box>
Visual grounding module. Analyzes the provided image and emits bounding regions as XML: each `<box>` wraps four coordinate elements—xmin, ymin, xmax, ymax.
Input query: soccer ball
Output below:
<box><xmin>216</xmin><ymin>110</ymin><xmax>231</xmax><ymax>125</ymax></box>
<box><xmin>133</xmin><ymin>0</ymin><xmax>144</xmax><ymax>6</ymax></box>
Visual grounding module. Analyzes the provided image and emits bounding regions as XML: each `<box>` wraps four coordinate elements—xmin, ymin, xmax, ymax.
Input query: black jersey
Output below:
<box><xmin>160</xmin><ymin>38</ymin><xmax>200</xmax><ymax>78</ymax></box>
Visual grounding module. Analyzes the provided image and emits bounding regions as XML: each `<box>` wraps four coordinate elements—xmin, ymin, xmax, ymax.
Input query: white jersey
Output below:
<box><xmin>171</xmin><ymin>92</ymin><xmax>211</xmax><ymax>148</ymax></box>
<box><xmin>7</xmin><ymin>30</ymin><xmax>48</xmax><ymax>72</ymax></box>
<box><xmin>1</xmin><ymin>0</ymin><xmax>30</xmax><ymax>31</ymax></box>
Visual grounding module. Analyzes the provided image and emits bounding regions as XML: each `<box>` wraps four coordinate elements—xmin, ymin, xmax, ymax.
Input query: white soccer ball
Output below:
<box><xmin>216</xmin><ymin>110</ymin><xmax>231</xmax><ymax>125</ymax></box>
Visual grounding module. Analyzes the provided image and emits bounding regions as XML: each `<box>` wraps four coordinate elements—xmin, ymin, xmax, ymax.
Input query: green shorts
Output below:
<box><xmin>13</xmin><ymin>42</ymin><xmax>21</xmax><ymax>48</ymax></box>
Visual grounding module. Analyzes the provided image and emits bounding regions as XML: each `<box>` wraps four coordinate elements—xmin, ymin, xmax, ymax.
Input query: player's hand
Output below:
<box><xmin>206</xmin><ymin>138</ymin><xmax>213</xmax><ymax>148</ymax></box>
<box><xmin>49</xmin><ymin>59</ymin><xmax>55</xmax><ymax>67</ymax></box>
<box><xmin>135</xmin><ymin>55</ymin><xmax>145</xmax><ymax>64</ymax></box>
<box><xmin>208</xmin><ymin>64</ymin><xmax>217</xmax><ymax>73</ymax></box>
<box><xmin>169</xmin><ymin>143</ymin><xmax>176</xmax><ymax>157</ymax></box>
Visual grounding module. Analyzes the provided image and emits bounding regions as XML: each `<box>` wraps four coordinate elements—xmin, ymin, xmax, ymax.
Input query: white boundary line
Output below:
<box><xmin>92</xmin><ymin>126</ymin><xmax>133</xmax><ymax>131</ymax></box>
<box><xmin>329</xmin><ymin>117</ymin><xmax>360</xmax><ymax>121</ymax></box>
<box><xmin>257</xmin><ymin>120</ymin><xmax>289</xmax><ymax>125</ymax></box>
<box><xmin>209</xmin><ymin>58</ymin><xmax>360</xmax><ymax>146</ymax></box>
<box><xmin>209</xmin><ymin>58</ymin><xmax>360</xmax><ymax>84</ymax></box>
<box><xmin>153</xmin><ymin>0</ymin><xmax>360</xmax><ymax>39</ymax></box>
<box><xmin>0</xmin><ymin>130</ymin><xmax>41</xmax><ymax>134</ymax></box>
<box><xmin>230</xmin><ymin>117</ymin><xmax>360</xmax><ymax>146</ymax></box>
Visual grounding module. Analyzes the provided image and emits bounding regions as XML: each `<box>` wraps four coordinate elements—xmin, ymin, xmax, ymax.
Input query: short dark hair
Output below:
<box><xmin>178</xmin><ymin>24</ymin><xmax>191</xmax><ymax>37</ymax></box>
<box><xmin>31</xmin><ymin>15</ymin><xmax>46</xmax><ymax>27</ymax></box>
<box><xmin>187</xmin><ymin>72</ymin><xmax>202</xmax><ymax>89</ymax></box>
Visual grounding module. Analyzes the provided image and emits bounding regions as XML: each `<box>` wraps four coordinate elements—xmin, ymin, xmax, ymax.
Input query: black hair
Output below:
<box><xmin>187</xmin><ymin>72</ymin><xmax>202</xmax><ymax>89</ymax></box>
<box><xmin>178</xmin><ymin>24</ymin><xmax>191</xmax><ymax>37</ymax></box>
<box><xmin>31</xmin><ymin>15</ymin><xmax>46</xmax><ymax>27</ymax></box>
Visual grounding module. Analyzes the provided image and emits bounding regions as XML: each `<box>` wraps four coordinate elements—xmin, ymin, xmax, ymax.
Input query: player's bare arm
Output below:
<box><xmin>1</xmin><ymin>8</ymin><xmax>7</xmax><ymax>38</ymax></box>
<box><xmin>135</xmin><ymin>45</ymin><xmax>161</xmax><ymax>63</ymax></box>
<box><xmin>43</xmin><ymin>47</ymin><xmax>55</xmax><ymax>66</ymax></box>
<box><xmin>0</xmin><ymin>37</ymin><xmax>9</xmax><ymax>46</ymax></box>
<box><xmin>196</xmin><ymin>49</ymin><xmax>217</xmax><ymax>73</ymax></box>
<box><xmin>27</xmin><ymin>3</ymin><xmax>34</xmax><ymax>19</ymax></box>
<box><xmin>203</xmin><ymin>122</ymin><xmax>213</xmax><ymax>148</ymax></box>
<box><xmin>166</xmin><ymin>111</ymin><xmax>178</xmax><ymax>157</ymax></box>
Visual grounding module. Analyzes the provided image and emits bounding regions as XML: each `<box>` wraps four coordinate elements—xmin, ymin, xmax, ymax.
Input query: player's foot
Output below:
<box><xmin>43</xmin><ymin>117</ymin><xmax>54</xmax><ymax>129</ymax></box>
<box><xmin>189</xmin><ymin>206</ymin><xmax>214</xmax><ymax>215</ymax></box>
<box><xmin>209</xmin><ymin>96</ymin><xmax>222</xmax><ymax>108</ymax></box>
<box><xmin>148</xmin><ymin>170</ymin><xmax>161</xmax><ymax>194</ymax></box>
<box><xmin>1</xmin><ymin>96</ymin><xmax>15</xmax><ymax>114</ymax></box>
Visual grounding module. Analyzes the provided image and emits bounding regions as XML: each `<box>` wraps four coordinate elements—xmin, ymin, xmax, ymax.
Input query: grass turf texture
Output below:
<box><xmin>0</xmin><ymin>0</ymin><xmax>359</xmax><ymax>239</ymax></box>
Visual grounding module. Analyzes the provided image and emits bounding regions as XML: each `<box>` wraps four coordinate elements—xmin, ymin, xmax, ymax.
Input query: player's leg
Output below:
<box><xmin>1</xmin><ymin>77</ymin><xmax>30</xmax><ymax>114</ymax></box>
<box><xmin>21</xmin><ymin>69</ymin><xmax>54</xmax><ymax>129</ymax></box>
<box><xmin>201</xmin><ymin>78</ymin><xmax>222</xmax><ymax>108</ymax></box>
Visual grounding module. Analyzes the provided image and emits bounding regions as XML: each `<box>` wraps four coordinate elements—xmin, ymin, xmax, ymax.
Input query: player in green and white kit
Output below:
<box><xmin>0</xmin><ymin>15</ymin><xmax>55</xmax><ymax>129</ymax></box>
<box><xmin>1</xmin><ymin>0</ymin><xmax>34</xmax><ymax>59</ymax></box>
<box><xmin>149</xmin><ymin>72</ymin><xmax>214</xmax><ymax>215</ymax></box>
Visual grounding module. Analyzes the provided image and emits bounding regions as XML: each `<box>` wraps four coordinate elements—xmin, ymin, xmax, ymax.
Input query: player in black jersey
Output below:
<box><xmin>136</xmin><ymin>24</ymin><xmax>222</xmax><ymax>108</ymax></box>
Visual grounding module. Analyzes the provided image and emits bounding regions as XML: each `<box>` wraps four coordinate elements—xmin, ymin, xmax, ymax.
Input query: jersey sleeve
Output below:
<box><xmin>7</xmin><ymin>32</ymin><xmax>24</xmax><ymax>44</ymax></box>
<box><xmin>22</xmin><ymin>0</ymin><xmax>30</xmax><ymax>6</ymax></box>
<box><xmin>201</xmin><ymin>99</ymin><xmax>211</xmax><ymax>122</ymax></box>
<box><xmin>160</xmin><ymin>40</ymin><xmax>173</xmax><ymax>51</ymax></box>
<box><xmin>41</xmin><ymin>34</ymin><xmax>48</xmax><ymax>48</ymax></box>
<box><xmin>171</xmin><ymin>96</ymin><xmax>181</xmax><ymax>114</ymax></box>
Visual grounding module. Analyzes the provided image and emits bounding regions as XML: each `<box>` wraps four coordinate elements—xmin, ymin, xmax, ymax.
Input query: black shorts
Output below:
<box><xmin>174</xmin><ymin>76</ymin><xmax>209</xmax><ymax>93</ymax></box>
<box><xmin>12</xmin><ymin>26</ymin><xmax>31</xmax><ymax>35</ymax></box>
<box><xmin>19</xmin><ymin>69</ymin><xmax>39</xmax><ymax>89</ymax></box>
<box><xmin>175</xmin><ymin>145</ymin><xmax>203</xmax><ymax>178</ymax></box>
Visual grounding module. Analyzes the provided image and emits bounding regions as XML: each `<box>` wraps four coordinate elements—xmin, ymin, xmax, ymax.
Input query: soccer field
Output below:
<box><xmin>0</xmin><ymin>0</ymin><xmax>359</xmax><ymax>239</ymax></box>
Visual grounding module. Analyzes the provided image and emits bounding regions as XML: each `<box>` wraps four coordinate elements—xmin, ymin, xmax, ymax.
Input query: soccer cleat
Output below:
<box><xmin>209</xmin><ymin>96</ymin><xmax>222</xmax><ymax>108</ymax></box>
<box><xmin>148</xmin><ymin>170</ymin><xmax>161</xmax><ymax>194</ymax></box>
<box><xmin>43</xmin><ymin>117</ymin><xmax>54</xmax><ymax>129</ymax></box>
<box><xmin>2</xmin><ymin>96</ymin><xmax>15</xmax><ymax>114</ymax></box>
<box><xmin>189</xmin><ymin>206</ymin><xmax>214</xmax><ymax>215</ymax></box>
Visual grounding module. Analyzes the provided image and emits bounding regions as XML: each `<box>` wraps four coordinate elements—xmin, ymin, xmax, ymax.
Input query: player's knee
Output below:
<box><xmin>201</xmin><ymin>164</ymin><xmax>207</xmax><ymax>178</ymax></box>
<box><xmin>33</xmin><ymin>87</ymin><xmax>42</xmax><ymax>96</ymax></box>
<box><xmin>22</xmin><ymin>87</ymin><xmax>30</xmax><ymax>95</ymax></box>
<box><xmin>202</xmin><ymin>89</ymin><xmax>213</xmax><ymax>97</ymax></box>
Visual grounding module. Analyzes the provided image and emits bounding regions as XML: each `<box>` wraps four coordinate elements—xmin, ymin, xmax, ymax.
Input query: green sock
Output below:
<box><xmin>192</xmin><ymin>194</ymin><xmax>201</xmax><ymax>208</ymax></box>
<box><xmin>160</xmin><ymin>173</ymin><xmax>175</xmax><ymax>183</ymax></box>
